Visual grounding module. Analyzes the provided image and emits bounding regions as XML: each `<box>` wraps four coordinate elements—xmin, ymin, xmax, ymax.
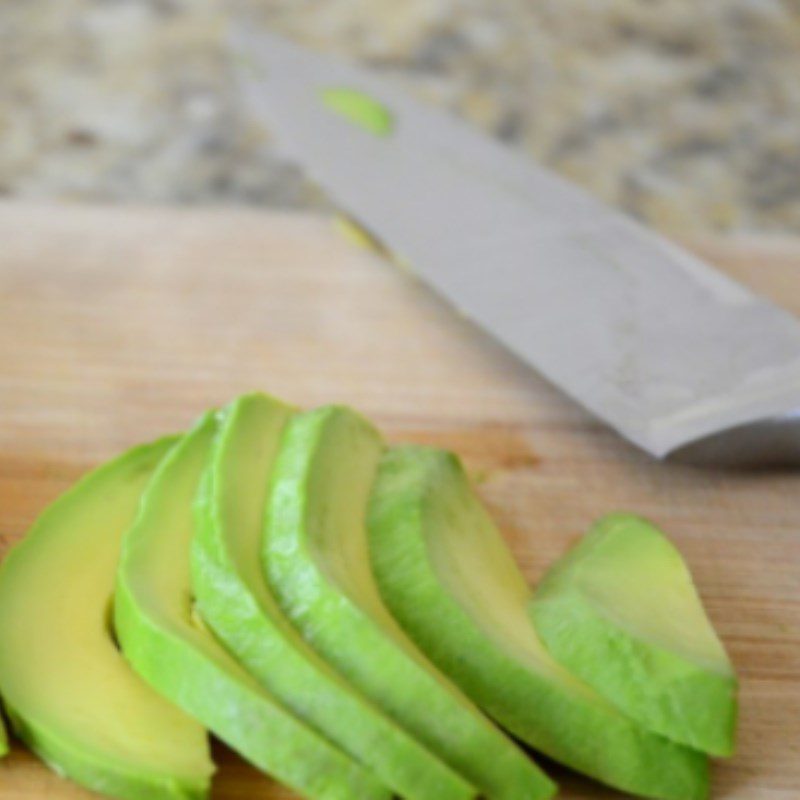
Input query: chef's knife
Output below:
<box><xmin>231</xmin><ymin>25</ymin><xmax>800</xmax><ymax>466</ymax></box>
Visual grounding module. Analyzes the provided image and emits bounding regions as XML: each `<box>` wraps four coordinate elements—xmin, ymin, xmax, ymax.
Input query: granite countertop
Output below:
<box><xmin>1</xmin><ymin>0</ymin><xmax>799</xmax><ymax>235</ymax></box>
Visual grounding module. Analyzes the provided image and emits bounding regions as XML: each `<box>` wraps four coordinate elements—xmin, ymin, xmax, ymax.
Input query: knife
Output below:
<box><xmin>231</xmin><ymin>25</ymin><xmax>800</xmax><ymax>467</ymax></box>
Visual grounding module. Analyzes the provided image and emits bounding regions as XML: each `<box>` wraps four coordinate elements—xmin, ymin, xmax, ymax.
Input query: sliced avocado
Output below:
<box><xmin>114</xmin><ymin>412</ymin><xmax>390</xmax><ymax>800</ymax></box>
<box><xmin>0</xmin><ymin>437</ymin><xmax>213</xmax><ymax>800</ymax></box>
<box><xmin>0</xmin><ymin>715</ymin><xmax>6</xmax><ymax>758</ymax></box>
<box><xmin>193</xmin><ymin>393</ymin><xmax>473</xmax><ymax>800</ymax></box>
<box><xmin>531</xmin><ymin>512</ymin><xmax>738</xmax><ymax>756</ymax></box>
<box><xmin>368</xmin><ymin>446</ymin><xmax>710</xmax><ymax>800</ymax></box>
<box><xmin>263</xmin><ymin>405</ymin><xmax>556</xmax><ymax>800</ymax></box>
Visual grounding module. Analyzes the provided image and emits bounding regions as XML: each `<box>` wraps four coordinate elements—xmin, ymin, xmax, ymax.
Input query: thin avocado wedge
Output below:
<box><xmin>0</xmin><ymin>715</ymin><xmax>7</xmax><ymax>758</ymax></box>
<box><xmin>193</xmin><ymin>393</ymin><xmax>473</xmax><ymax>800</ymax></box>
<box><xmin>368</xmin><ymin>446</ymin><xmax>710</xmax><ymax>800</ymax></box>
<box><xmin>114</xmin><ymin>412</ymin><xmax>390</xmax><ymax>800</ymax></box>
<box><xmin>263</xmin><ymin>405</ymin><xmax>556</xmax><ymax>800</ymax></box>
<box><xmin>0</xmin><ymin>438</ymin><xmax>213</xmax><ymax>800</ymax></box>
<box><xmin>531</xmin><ymin>513</ymin><xmax>738</xmax><ymax>756</ymax></box>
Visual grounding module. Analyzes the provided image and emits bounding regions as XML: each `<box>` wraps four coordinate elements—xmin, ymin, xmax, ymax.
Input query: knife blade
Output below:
<box><xmin>231</xmin><ymin>25</ymin><xmax>800</xmax><ymax>464</ymax></box>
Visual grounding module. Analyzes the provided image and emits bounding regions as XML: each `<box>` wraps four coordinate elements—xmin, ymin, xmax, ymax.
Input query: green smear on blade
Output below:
<box><xmin>321</xmin><ymin>88</ymin><xmax>394</xmax><ymax>137</ymax></box>
<box><xmin>333</xmin><ymin>216</ymin><xmax>388</xmax><ymax>254</ymax></box>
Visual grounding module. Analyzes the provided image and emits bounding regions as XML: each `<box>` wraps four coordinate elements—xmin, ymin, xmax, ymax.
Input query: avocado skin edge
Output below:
<box><xmin>368</xmin><ymin>445</ymin><xmax>709</xmax><ymax>800</ymax></box>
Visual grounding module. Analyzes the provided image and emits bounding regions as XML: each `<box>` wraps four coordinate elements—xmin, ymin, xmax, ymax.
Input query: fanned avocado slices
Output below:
<box><xmin>531</xmin><ymin>512</ymin><xmax>738</xmax><ymax>756</ymax></box>
<box><xmin>114</xmin><ymin>412</ymin><xmax>390</xmax><ymax>800</ymax></box>
<box><xmin>0</xmin><ymin>437</ymin><xmax>213</xmax><ymax>800</ymax></box>
<box><xmin>192</xmin><ymin>393</ymin><xmax>472</xmax><ymax>800</ymax></box>
<box><xmin>368</xmin><ymin>446</ymin><xmax>710</xmax><ymax>800</ymax></box>
<box><xmin>262</xmin><ymin>405</ymin><xmax>556</xmax><ymax>800</ymax></box>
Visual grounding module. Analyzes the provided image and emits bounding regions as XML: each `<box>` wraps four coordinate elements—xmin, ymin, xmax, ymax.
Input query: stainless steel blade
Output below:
<box><xmin>231</xmin><ymin>25</ymin><xmax>800</xmax><ymax>461</ymax></box>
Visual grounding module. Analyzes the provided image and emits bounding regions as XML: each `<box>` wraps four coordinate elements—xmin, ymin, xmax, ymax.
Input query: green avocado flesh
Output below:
<box><xmin>263</xmin><ymin>405</ymin><xmax>556</xmax><ymax>800</ymax></box>
<box><xmin>531</xmin><ymin>513</ymin><xmax>738</xmax><ymax>756</ymax></box>
<box><xmin>114</xmin><ymin>412</ymin><xmax>389</xmax><ymax>800</ymax></box>
<box><xmin>0</xmin><ymin>438</ymin><xmax>213</xmax><ymax>800</ymax></box>
<box><xmin>0</xmin><ymin>717</ymin><xmax>6</xmax><ymax>758</ymax></box>
<box><xmin>321</xmin><ymin>88</ymin><xmax>394</xmax><ymax>136</ymax></box>
<box><xmin>192</xmin><ymin>393</ymin><xmax>472</xmax><ymax>800</ymax></box>
<box><xmin>368</xmin><ymin>446</ymin><xmax>710</xmax><ymax>800</ymax></box>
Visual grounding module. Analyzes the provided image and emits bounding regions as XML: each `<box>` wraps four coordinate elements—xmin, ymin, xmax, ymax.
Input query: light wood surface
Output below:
<box><xmin>0</xmin><ymin>203</ymin><xmax>798</xmax><ymax>799</ymax></box>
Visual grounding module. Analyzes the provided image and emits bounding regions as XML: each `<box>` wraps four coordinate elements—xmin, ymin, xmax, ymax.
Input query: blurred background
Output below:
<box><xmin>1</xmin><ymin>0</ymin><xmax>799</xmax><ymax>236</ymax></box>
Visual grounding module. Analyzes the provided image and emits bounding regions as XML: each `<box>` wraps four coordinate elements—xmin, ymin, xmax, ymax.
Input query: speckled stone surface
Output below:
<box><xmin>1</xmin><ymin>0</ymin><xmax>799</xmax><ymax>234</ymax></box>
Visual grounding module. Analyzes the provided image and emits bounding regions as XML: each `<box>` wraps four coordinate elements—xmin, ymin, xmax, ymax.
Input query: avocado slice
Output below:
<box><xmin>263</xmin><ymin>405</ymin><xmax>556</xmax><ymax>800</ymax></box>
<box><xmin>368</xmin><ymin>446</ymin><xmax>710</xmax><ymax>800</ymax></box>
<box><xmin>531</xmin><ymin>512</ymin><xmax>738</xmax><ymax>756</ymax></box>
<box><xmin>0</xmin><ymin>437</ymin><xmax>213</xmax><ymax>800</ymax></box>
<box><xmin>192</xmin><ymin>393</ymin><xmax>474</xmax><ymax>800</ymax></box>
<box><xmin>114</xmin><ymin>412</ymin><xmax>390</xmax><ymax>800</ymax></box>
<box><xmin>0</xmin><ymin>715</ymin><xmax>6</xmax><ymax>758</ymax></box>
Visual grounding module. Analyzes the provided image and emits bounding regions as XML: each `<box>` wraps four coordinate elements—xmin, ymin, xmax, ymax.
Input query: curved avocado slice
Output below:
<box><xmin>263</xmin><ymin>405</ymin><xmax>556</xmax><ymax>800</ymax></box>
<box><xmin>368</xmin><ymin>446</ymin><xmax>710</xmax><ymax>800</ymax></box>
<box><xmin>114</xmin><ymin>412</ymin><xmax>390</xmax><ymax>800</ymax></box>
<box><xmin>531</xmin><ymin>513</ymin><xmax>738</xmax><ymax>756</ymax></box>
<box><xmin>192</xmin><ymin>393</ymin><xmax>473</xmax><ymax>800</ymax></box>
<box><xmin>0</xmin><ymin>437</ymin><xmax>213</xmax><ymax>800</ymax></box>
<box><xmin>0</xmin><ymin>716</ymin><xmax>6</xmax><ymax>758</ymax></box>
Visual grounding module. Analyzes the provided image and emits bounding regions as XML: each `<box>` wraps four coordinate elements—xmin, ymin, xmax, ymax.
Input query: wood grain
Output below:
<box><xmin>0</xmin><ymin>203</ymin><xmax>798</xmax><ymax>799</ymax></box>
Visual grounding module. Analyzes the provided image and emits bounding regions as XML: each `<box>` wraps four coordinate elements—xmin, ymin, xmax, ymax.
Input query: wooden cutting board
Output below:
<box><xmin>0</xmin><ymin>203</ymin><xmax>798</xmax><ymax>800</ymax></box>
